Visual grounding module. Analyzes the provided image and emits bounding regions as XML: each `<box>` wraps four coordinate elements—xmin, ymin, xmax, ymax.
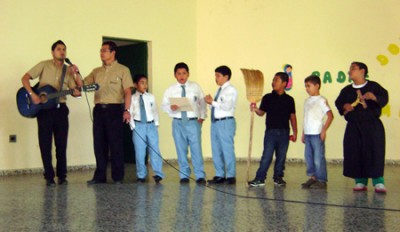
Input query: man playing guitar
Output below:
<box><xmin>21</xmin><ymin>40</ymin><xmax>82</xmax><ymax>186</ymax></box>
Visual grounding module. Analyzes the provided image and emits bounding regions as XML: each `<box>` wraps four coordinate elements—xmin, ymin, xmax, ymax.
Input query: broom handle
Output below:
<box><xmin>247</xmin><ymin>111</ymin><xmax>255</xmax><ymax>182</ymax></box>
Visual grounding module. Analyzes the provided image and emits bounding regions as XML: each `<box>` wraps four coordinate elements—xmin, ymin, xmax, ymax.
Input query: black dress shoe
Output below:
<box><xmin>180</xmin><ymin>178</ymin><xmax>190</xmax><ymax>184</ymax></box>
<box><xmin>87</xmin><ymin>179</ymin><xmax>106</xmax><ymax>185</ymax></box>
<box><xmin>225</xmin><ymin>177</ymin><xmax>236</xmax><ymax>185</ymax></box>
<box><xmin>46</xmin><ymin>179</ymin><xmax>56</xmax><ymax>187</ymax></box>
<box><xmin>207</xmin><ymin>176</ymin><xmax>225</xmax><ymax>184</ymax></box>
<box><xmin>153</xmin><ymin>175</ymin><xmax>162</xmax><ymax>183</ymax></box>
<box><xmin>58</xmin><ymin>179</ymin><xmax>68</xmax><ymax>185</ymax></box>
<box><xmin>137</xmin><ymin>178</ymin><xmax>146</xmax><ymax>183</ymax></box>
<box><xmin>196</xmin><ymin>178</ymin><xmax>206</xmax><ymax>184</ymax></box>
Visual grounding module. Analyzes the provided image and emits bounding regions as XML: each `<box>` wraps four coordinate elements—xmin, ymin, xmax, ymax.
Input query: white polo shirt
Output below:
<box><xmin>303</xmin><ymin>95</ymin><xmax>331</xmax><ymax>135</ymax></box>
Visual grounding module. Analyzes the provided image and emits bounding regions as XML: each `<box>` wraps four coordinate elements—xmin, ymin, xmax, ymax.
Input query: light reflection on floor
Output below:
<box><xmin>0</xmin><ymin>162</ymin><xmax>398</xmax><ymax>231</ymax></box>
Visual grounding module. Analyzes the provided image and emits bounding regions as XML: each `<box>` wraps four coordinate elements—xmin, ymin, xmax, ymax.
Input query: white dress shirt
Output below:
<box><xmin>161</xmin><ymin>81</ymin><xmax>207</xmax><ymax>119</ymax></box>
<box><xmin>211</xmin><ymin>81</ymin><xmax>238</xmax><ymax>118</ymax></box>
<box><xmin>129</xmin><ymin>91</ymin><xmax>159</xmax><ymax>129</ymax></box>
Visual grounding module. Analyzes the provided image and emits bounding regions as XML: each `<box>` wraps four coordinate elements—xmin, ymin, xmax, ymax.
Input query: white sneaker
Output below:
<box><xmin>374</xmin><ymin>183</ymin><xmax>387</xmax><ymax>193</ymax></box>
<box><xmin>353</xmin><ymin>183</ymin><xmax>367</xmax><ymax>191</ymax></box>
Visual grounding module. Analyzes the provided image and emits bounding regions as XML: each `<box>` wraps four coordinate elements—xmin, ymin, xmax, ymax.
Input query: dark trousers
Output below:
<box><xmin>92</xmin><ymin>104</ymin><xmax>125</xmax><ymax>182</ymax></box>
<box><xmin>255</xmin><ymin>129</ymin><xmax>290</xmax><ymax>181</ymax></box>
<box><xmin>37</xmin><ymin>103</ymin><xmax>69</xmax><ymax>181</ymax></box>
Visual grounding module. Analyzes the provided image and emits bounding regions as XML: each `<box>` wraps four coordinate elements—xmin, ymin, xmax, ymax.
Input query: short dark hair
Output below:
<box><xmin>284</xmin><ymin>64</ymin><xmax>292</xmax><ymax>71</ymax></box>
<box><xmin>102</xmin><ymin>41</ymin><xmax>117</xmax><ymax>53</ymax></box>
<box><xmin>352</xmin><ymin>61</ymin><xmax>368</xmax><ymax>77</ymax></box>
<box><xmin>133</xmin><ymin>73</ymin><xmax>147</xmax><ymax>84</ymax></box>
<box><xmin>174</xmin><ymin>62</ymin><xmax>189</xmax><ymax>73</ymax></box>
<box><xmin>215</xmin><ymin>65</ymin><xmax>232</xmax><ymax>80</ymax></box>
<box><xmin>275</xmin><ymin>72</ymin><xmax>289</xmax><ymax>87</ymax></box>
<box><xmin>304</xmin><ymin>75</ymin><xmax>321</xmax><ymax>89</ymax></box>
<box><xmin>51</xmin><ymin>40</ymin><xmax>66</xmax><ymax>51</ymax></box>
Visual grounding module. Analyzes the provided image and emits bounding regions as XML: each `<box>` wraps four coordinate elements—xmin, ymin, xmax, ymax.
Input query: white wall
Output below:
<box><xmin>0</xmin><ymin>0</ymin><xmax>197</xmax><ymax>170</ymax></box>
<box><xmin>1</xmin><ymin>0</ymin><xmax>399</xmax><ymax>171</ymax></box>
<box><xmin>196</xmin><ymin>0</ymin><xmax>400</xmax><ymax>160</ymax></box>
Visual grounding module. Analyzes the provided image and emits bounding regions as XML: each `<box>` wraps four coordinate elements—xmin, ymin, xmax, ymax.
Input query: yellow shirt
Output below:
<box><xmin>84</xmin><ymin>60</ymin><xmax>134</xmax><ymax>104</ymax></box>
<box><xmin>27</xmin><ymin>59</ymin><xmax>76</xmax><ymax>103</ymax></box>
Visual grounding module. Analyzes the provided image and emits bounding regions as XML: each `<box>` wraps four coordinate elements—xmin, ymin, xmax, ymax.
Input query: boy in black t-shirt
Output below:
<box><xmin>248</xmin><ymin>72</ymin><xmax>297</xmax><ymax>187</ymax></box>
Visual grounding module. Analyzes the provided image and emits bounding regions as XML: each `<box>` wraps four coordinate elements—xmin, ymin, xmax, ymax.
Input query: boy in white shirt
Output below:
<box><xmin>301</xmin><ymin>75</ymin><xmax>333</xmax><ymax>189</ymax></box>
<box><xmin>129</xmin><ymin>74</ymin><xmax>164</xmax><ymax>183</ymax></box>
<box><xmin>205</xmin><ymin>66</ymin><xmax>238</xmax><ymax>185</ymax></box>
<box><xmin>161</xmin><ymin>62</ymin><xmax>207</xmax><ymax>184</ymax></box>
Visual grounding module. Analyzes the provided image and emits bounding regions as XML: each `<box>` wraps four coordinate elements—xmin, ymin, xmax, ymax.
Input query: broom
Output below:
<box><xmin>241</xmin><ymin>69</ymin><xmax>264</xmax><ymax>182</ymax></box>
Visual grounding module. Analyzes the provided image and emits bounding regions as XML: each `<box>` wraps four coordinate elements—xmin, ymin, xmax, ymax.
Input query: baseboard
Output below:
<box><xmin>0</xmin><ymin>159</ymin><xmax>399</xmax><ymax>176</ymax></box>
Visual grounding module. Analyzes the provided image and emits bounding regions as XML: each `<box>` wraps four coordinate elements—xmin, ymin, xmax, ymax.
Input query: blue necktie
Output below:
<box><xmin>140</xmin><ymin>95</ymin><xmax>147</xmax><ymax>123</ymax></box>
<box><xmin>211</xmin><ymin>87</ymin><xmax>222</xmax><ymax>122</ymax></box>
<box><xmin>181</xmin><ymin>85</ymin><xmax>187</xmax><ymax>120</ymax></box>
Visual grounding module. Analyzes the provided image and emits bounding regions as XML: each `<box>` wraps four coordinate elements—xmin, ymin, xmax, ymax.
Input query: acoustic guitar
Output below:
<box><xmin>16</xmin><ymin>84</ymin><xmax>99</xmax><ymax>118</ymax></box>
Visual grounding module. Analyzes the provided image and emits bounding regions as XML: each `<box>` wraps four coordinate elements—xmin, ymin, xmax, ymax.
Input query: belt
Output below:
<box><xmin>173</xmin><ymin>117</ymin><xmax>198</xmax><ymax>121</ymax></box>
<box><xmin>213</xmin><ymin>116</ymin><xmax>234</xmax><ymax>122</ymax></box>
<box><xmin>134</xmin><ymin>120</ymin><xmax>154</xmax><ymax>124</ymax></box>
<box><xmin>96</xmin><ymin>104</ymin><xmax>122</xmax><ymax>109</ymax></box>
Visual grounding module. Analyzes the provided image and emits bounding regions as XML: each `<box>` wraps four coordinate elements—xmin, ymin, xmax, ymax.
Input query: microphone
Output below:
<box><xmin>65</xmin><ymin>58</ymin><xmax>80</xmax><ymax>74</ymax></box>
<box><xmin>64</xmin><ymin>58</ymin><xmax>73</xmax><ymax>65</ymax></box>
<box><xmin>65</xmin><ymin>58</ymin><xmax>84</xmax><ymax>85</ymax></box>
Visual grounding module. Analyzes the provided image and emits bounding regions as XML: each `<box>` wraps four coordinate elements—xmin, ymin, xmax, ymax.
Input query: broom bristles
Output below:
<box><xmin>241</xmin><ymin>68</ymin><xmax>264</xmax><ymax>103</ymax></box>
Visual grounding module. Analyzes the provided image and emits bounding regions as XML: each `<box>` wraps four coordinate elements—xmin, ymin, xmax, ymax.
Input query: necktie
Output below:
<box><xmin>211</xmin><ymin>87</ymin><xmax>222</xmax><ymax>122</ymax></box>
<box><xmin>181</xmin><ymin>85</ymin><xmax>187</xmax><ymax>120</ymax></box>
<box><xmin>140</xmin><ymin>95</ymin><xmax>147</xmax><ymax>123</ymax></box>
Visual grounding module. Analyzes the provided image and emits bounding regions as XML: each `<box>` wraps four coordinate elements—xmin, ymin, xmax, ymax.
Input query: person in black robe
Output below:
<box><xmin>335</xmin><ymin>62</ymin><xmax>388</xmax><ymax>193</ymax></box>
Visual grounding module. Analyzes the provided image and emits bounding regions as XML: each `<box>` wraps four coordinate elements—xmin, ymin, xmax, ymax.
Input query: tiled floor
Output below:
<box><xmin>0</xmin><ymin>161</ymin><xmax>399</xmax><ymax>231</ymax></box>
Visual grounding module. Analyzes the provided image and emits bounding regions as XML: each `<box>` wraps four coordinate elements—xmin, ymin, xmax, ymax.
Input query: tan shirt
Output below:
<box><xmin>27</xmin><ymin>59</ymin><xmax>76</xmax><ymax>103</ymax></box>
<box><xmin>84</xmin><ymin>61</ymin><xmax>134</xmax><ymax>104</ymax></box>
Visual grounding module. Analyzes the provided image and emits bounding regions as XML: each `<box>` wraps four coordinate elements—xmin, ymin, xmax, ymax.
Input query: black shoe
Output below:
<box><xmin>248</xmin><ymin>179</ymin><xmax>265</xmax><ymax>187</ymax></box>
<box><xmin>137</xmin><ymin>178</ymin><xmax>146</xmax><ymax>183</ymax></box>
<box><xmin>87</xmin><ymin>179</ymin><xmax>106</xmax><ymax>185</ymax></box>
<box><xmin>58</xmin><ymin>179</ymin><xmax>68</xmax><ymax>185</ymax></box>
<box><xmin>274</xmin><ymin>177</ymin><xmax>286</xmax><ymax>186</ymax></box>
<box><xmin>225</xmin><ymin>177</ymin><xmax>236</xmax><ymax>185</ymax></box>
<box><xmin>153</xmin><ymin>175</ymin><xmax>162</xmax><ymax>184</ymax></box>
<box><xmin>207</xmin><ymin>176</ymin><xmax>225</xmax><ymax>184</ymax></box>
<box><xmin>180</xmin><ymin>178</ymin><xmax>190</xmax><ymax>184</ymax></box>
<box><xmin>46</xmin><ymin>179</ymin><xmax>56</xmax><ymax>187</ymax></box>
<box><xmin>196</xmin><ymin>178</ymin><xmax>206</xmax><ymax>184</ymax></box>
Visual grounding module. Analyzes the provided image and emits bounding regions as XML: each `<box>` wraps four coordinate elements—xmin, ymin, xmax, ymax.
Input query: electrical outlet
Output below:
<box><xmin>9</xmin><ymin>135</ymin><xmax>17</xmax><ymax>143</ymax></box>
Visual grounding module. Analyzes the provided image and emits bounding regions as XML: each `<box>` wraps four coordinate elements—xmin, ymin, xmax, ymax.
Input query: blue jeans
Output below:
<box><xmin>132</xmin><ymin>122</ymin><xmax>164</xmax><ymax>179</ymax></box>
<box><xmin>255</xmin><ymin>129</ymin><xmax>289</xmax><ymax>181</ymax></box>
<box><xmin>211</xmin><ymin>118</ymin><xmax>236</xmax><ymax>178</ymax></box>
<box><xmin>172</xmin><ymin>119</ymin><xmax>205</xmax><ymax>179</ymax></box>
<box><xmin>304</xmin><ymin>134</ymin><xmax>327</xmax><ymax>182</ymax></box>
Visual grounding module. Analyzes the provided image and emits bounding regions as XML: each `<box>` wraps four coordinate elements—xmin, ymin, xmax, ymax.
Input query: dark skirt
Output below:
<box><xmin>343</xmin><ymin>119</ymin><xmax>385</xmax><ymax>178</ymax></box>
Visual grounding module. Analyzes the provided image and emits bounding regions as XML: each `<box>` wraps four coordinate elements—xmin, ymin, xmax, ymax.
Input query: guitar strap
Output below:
<box><xmin>32</xmin><ymin>82</ymin><xmax>39</xmax><ymax>90</ymax></box>
<box><xmin>56</xmin><ymin>65</ymin><xmax>67</xmax><ymax>106</ymax></box>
